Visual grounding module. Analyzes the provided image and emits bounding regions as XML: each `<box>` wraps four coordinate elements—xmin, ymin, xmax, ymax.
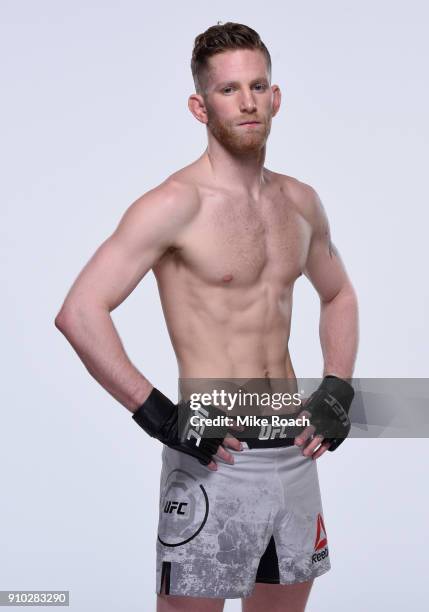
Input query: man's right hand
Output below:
<box><xmin>132</xmin><ymin>387</ymin><xmax>240</xmax><ymax>469</ymax></box>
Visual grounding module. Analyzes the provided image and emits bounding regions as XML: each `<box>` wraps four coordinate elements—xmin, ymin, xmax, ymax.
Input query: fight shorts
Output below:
<box><xmin>155</xmin><ymin>439</ymin><xmax>331</xmax><ymax>599</ymax></box>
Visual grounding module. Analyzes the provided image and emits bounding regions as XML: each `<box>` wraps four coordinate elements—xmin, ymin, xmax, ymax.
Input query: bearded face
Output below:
<box><xmin>193</xmin><ymin>49</ymin><xmax>279</xmax><ymax>157</ymax></box>
<box><xmin>205</xmin><ymin>102</ymin><xmax>273</xmax><ymax>156</ymax></box>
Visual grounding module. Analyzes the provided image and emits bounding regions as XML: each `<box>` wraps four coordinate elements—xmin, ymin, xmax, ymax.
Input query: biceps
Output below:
<box><xmin>64</xmin><ymin>232</ymin><xmax>164</xmax><ymax>312</ymax></box>
<box><xmin>304</xmin><ymin>239</ymin><xmax>349</xmax><ymax>302</ymax></box>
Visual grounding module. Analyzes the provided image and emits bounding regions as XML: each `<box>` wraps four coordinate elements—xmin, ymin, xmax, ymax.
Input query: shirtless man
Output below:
<box><xmin>55</xmin><ymin>22</ymin><xmax>358</xmax><ymax>612</ymax></box>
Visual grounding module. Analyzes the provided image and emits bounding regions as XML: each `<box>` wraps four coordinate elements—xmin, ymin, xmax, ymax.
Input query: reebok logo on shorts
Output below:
<box><xmin>312</xmin><ymin>513</ymin><xmax>329</xmax><ymax>563</ymax></box>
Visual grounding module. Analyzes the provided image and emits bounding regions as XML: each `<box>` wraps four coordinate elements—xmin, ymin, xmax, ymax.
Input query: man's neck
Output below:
<box><xmin>203</xmin><ymin>143</ymin><xmax>268</xmax><ymax>199</ymax></box>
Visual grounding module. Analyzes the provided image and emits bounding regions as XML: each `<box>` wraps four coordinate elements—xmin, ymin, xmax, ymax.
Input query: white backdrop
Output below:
<box><xmin>1</xmin><ymin>1</ymin><xmax>428</xmax><ymax>610</ymax></box>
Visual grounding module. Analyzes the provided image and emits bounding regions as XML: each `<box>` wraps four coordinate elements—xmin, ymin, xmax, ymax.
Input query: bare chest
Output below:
<box><xmin>178</xmin><ymin>191</ymin><xmax>311</xmax><ymax>287</ymax></box>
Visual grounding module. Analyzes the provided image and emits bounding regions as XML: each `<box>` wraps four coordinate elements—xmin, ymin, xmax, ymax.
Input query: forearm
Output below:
<box><xmin>319</xmin><ymin>284</ymin><xmax>359</xmax><ymax>379</ymax></box>
<box><xmin>55</xmin><ymin>305</ymin><xmax>153</xmax><ymax>412</ymax></box>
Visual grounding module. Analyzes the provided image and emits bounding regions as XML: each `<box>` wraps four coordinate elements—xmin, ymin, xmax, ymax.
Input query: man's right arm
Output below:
<box><xmin>54</xmin><ymin>179</ymin><xmax>199</xmax><ymax>412</ymax></box>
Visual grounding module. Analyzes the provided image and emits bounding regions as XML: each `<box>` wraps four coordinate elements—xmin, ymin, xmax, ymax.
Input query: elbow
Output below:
<box><xmin>54</xmin><ymin>303</ymin><xmax>82</xmax><ymax>335</ymax></box>
<box><xmin>337</xmin><ymin>285</ymin><xmax>359</xmax><ymax>319</ymax></box>
<box><xmin>54</xmin><ymin>313</ymin><xmax>66</xmax><ymax>332</ymax></box>
<box><xmin>54</xmin><ymin>300</ymin><xmax>107</xmax><ymax>335</ymax></box>
<box><xmin>338</xmin><ymin>284</ymin><xmax>359</xmax><ymax>310</ymax></box>
<box><xmin>54</xmin><ymin>308</ymin><xmax>71</xmax><ymax>335</ymax></box>
<box><xmin>343</xmin><ymin>282</ymin><xmax>359</xmax><ymax>307</ymax></box>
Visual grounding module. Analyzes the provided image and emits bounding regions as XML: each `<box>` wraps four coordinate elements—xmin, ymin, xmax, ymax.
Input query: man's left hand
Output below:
<box><xmin>294</xmin><ymin>375</ymin><xmax>355</xmax><ymax>459</ymax></box>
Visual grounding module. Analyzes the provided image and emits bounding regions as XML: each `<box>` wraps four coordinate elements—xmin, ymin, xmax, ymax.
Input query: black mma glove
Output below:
<box><xmin>132</xmin><ymin>387</ymin><xmax>232</xmax><ymax>465</ymax></box>
<box><xmin>302</xmin><ymin>375</ymin><xmax>354</xmax><ymax>451</ymax></box>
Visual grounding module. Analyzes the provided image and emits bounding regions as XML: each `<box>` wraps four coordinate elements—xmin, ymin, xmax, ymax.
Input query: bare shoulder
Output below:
<box><xmin>128</xmin><ymin>173</ymin><xmax>200</xmax><ymax>222</ymax></box>
<box><xmin>115</xmin><ymin>171</ymin><xmax>201</xmax><ymax>244</ymax></box>
<box><xmin>273</xmin><ymin>171</ymin><xmax>328</xmax><ymax>232</ymax></box>
<box><xmin>108</xmin><ymin>170</ymin><xmax>202</xmax><ymax>254</ymax></box>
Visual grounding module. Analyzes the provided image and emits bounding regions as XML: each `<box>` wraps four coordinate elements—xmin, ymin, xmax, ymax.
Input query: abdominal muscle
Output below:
<box><xmin>154</xmin><ymin>260</ymin><xmax>296</xmax><ymax>380</ymax></box>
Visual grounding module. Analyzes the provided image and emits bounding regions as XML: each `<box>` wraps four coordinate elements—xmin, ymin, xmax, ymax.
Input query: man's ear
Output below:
<box><xmin>188</xmin><ymin>94</ymin><xmax>208</xmax><ymax>124</ymax></box>
<box><xmin>271</xmin><ymin>84</ymin><xmax>281</xmax><ymax>117</ymax></box>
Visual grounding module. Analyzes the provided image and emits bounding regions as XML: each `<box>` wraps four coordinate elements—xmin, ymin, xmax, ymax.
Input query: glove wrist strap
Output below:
<box><xmin>132</xmin><ymin>387</ymin><xmax>176</xmax><ymax>437</ymax></box>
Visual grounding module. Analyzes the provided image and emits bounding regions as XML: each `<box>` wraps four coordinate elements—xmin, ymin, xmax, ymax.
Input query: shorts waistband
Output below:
<box><xmin>239</xmin><ymin>437</ymin><xmax>296</xmax><ymax>449</ymax></box>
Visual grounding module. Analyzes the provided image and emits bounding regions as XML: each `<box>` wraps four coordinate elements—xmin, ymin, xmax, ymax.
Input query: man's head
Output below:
<box><xmin>191</xmin><ymin>22</ymin><xmax>272</xmax><ymax>96</ymax></box>
<box><xmin>189</xmin><ymin>22</ymin><xmax>281</xmax><ymax>156</ymax></box>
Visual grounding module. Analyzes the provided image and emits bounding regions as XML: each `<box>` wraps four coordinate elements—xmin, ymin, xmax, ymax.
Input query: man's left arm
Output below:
<box><xmin>303</xmin><ymin>187</ymin><xmax>359</xmax><ymax>379</ymax></box>
<box><xmin>293</xmin><ymin>185</ymin><xmax>359</xmax><ymax>457</ymax></box>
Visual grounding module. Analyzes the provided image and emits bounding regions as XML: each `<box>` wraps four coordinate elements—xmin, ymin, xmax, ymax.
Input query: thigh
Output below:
<box><xmin>273</xmin><ymin>447</ymin><xmax>331</xmax><ymax>584</ymax></box>
<box><xmin>157</xmin><ymin>594</ymin><xmax>225</xmax><ymax>612</ymax></box>
<box><xmin>241</xmin><ymin>580</ymin><xmax>314</xmax><ymax>612</ymax></box>
<box><xmin>156</xmin><ymin>446</ymin><xmax>278</xmax><ymax>599</ymax></box>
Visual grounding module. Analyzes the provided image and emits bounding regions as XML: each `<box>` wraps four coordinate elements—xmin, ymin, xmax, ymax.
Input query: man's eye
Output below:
<box><xmin>222</xmin><ymin>84</ymin><xmax>267</xmax><ymax>94</ymax></box>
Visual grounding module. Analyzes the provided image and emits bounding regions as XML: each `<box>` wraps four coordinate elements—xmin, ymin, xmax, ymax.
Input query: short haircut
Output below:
<box><xmin>191</xmin><ymin>22</ymin><xmax>272</xmax><ymax>95</ymax></box>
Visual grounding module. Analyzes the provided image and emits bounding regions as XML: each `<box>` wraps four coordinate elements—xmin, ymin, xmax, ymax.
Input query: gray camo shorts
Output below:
<box><xmin>156</xmin><ymin>441</ymin><xmax>331</xmax><ymax>599</ymax></box>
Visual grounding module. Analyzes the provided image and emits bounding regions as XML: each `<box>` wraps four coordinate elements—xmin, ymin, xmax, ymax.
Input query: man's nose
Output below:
<box><xmin>239</xmin><ymin>89</ymin><xmax>257</xmax><ymax>113</ymax></box>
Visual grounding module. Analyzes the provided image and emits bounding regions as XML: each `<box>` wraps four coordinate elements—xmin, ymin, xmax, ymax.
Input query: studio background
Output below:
<box><xmin>1</xmin><ymin>1</ymin><xmax>427</xmax><ymax>610</ymax></box>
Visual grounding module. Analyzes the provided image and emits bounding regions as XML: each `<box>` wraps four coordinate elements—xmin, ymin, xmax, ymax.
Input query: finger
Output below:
<box><xmin>215</xmin><ymin>444</ymin><xmax>234</xmax><ymax>464</ymax></box>
<box><xmin>295</xmin><ymin>408</ymin><xmax>311</xmax><ymax>419</ymax></box>
<box><xmin>223</xmin><ymin>434</ymin><xmax>243</xmax><ymax>450</ymax></box>
<box><xmin>294</xmin><ymin>409</ymin><xmax>313</xmax><ymax>438</ymax></box>
<box><xmin>294</xmin><ymin>423</ymin><xmax>316</xmax><ymax>446</ymax></box>
<box><xmin>302</xmin><ymin>435</ymin><xmax>324</xmax><ymax>456</ymax></box>
<box><xmin>207</xmin><ymin>459</ymin><xmax>218</xmax><ymax>471</ymax></box>
<box><xmin>311</xmin><ymin>442</ymin><xmax>331</xmax><ymax>460</ymax></box>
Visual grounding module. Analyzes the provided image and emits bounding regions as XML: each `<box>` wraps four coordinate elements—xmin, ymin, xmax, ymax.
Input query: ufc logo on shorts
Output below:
<box><xmin>163</xmin><ymin>500</ymin><xmax>188</xmax><ymax>515</ymax></box>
